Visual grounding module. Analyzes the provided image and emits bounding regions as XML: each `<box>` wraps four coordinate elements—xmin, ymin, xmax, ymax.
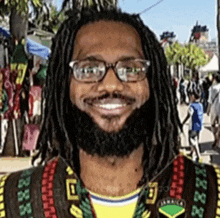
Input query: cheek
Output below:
<box><xmin>69</xmin><ymin>81</ymin><xmax>86</xmax><ymax>110</ymax></box>
<box><xmin>134</xmin><ymin>80</ymin><xmax>150</xmax><ymax>107</ymax></box>
<box><xmin>69</xmin><ymin>82</ymin><xmax>77</xmax><ymax>104</ymax></box>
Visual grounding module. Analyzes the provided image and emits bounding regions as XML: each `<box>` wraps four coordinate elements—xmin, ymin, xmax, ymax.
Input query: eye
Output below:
<box><xmin>116</xmin><ymin>60</ymin><xmax>148</xmax><ymax>82</ymax></box>
<box><xmin>125</xmin><ymin>67</ymin><xmax>144</xmax><ymax>74</ymax></box>
<box><xmin>74</xmin><ymin>60</ymin><xmax>105</xmax><ymax>82</ymax></box>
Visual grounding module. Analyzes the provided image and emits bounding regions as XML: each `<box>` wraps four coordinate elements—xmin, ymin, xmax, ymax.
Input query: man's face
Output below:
<box><xmin>70</xmin><ymin>21</ymin><xmax>150</xmax><ymax>133</ymax></box>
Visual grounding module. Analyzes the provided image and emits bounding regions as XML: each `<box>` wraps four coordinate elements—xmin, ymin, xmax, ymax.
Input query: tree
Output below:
<box><xmin>0</xmin><ymin>0</ymin><xmax>43</xmax><ymax>44</ymax></box>
<box><xmin>1</xmin><ymin>0</ymin><xmax>119</xmax><ymax>45</ymax></box>
<box><xmin>30</xmin><ymin>2</ymin><xmax>63</xmax><ymax>33</ymax></box>
<box><xmin>165</xmin><ymin>42</ymin><xmax>208</xmax><ymax>78</ymax></box>
<box><xmin>165</xmin><ymin>42</ymin><xmax>183</xmax><ymax>77</ymax></box>
<box><xmin>61</xmin><ymin>0</ymin><xmax>118</xmax><ymax>13</ymax></box>
<box><xmin>182</xmin><ymin>43</ymin><xmax>208</xmax><ymax>73</ymax></box>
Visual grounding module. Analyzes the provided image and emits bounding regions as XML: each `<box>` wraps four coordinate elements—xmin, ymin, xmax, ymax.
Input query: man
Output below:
<box><xmin>207</xmin><ymin>73</ymin><xmax>220</xmax><ymax>148</ymax></box>
<box><xmin>1</xmin><ymin>8</ymin><xmax>219</xmax><ymax>218</ymax></box>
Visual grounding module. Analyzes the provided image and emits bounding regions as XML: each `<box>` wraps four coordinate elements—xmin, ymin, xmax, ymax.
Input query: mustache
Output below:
<box><xmin>84</xmin><ymin>92</ymin><xmax>136</xmax><ymax>104</ymax></box>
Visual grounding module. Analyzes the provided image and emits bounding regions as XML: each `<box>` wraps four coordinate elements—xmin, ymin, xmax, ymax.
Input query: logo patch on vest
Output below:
<box><xmin>157</xmin><ymin>198</ymin><xmax>186</xmax><ymax>218</ymax></box>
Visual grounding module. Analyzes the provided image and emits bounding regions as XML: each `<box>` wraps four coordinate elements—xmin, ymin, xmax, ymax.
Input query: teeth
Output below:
<box><xmin>97</xmin><ymin>104</ymin><xmax>126</xmax><ymax>110</ymax></box>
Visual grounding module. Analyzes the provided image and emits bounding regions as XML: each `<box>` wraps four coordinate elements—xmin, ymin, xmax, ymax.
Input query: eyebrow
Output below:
<box><xmin>81</xmin><ymin>55</ymin><xmax>141</xmax><ymax>62</ymax></box>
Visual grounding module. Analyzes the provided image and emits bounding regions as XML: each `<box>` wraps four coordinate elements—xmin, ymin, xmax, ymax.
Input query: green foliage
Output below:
<box><xmin>2</xmin><ymin>0</ymin><xmax>43</xmax><ymax>17</ymax></box>
<box><xmin>61</xmin><ymin>0</ymin><xmax>118</xmax><ymax>12</ymax></box>
<box><xmin>31</xmin><ymin>2</ymin><xmax>61</xmax><ymax>33</ymax></box>
<box><xmin>182</xmin><ymin>43</ymin><xmax>208</xmax><ymax>71</ymax></box>
<box><xmin>32</xmin><ymin>0</ymin><xmax>42</xmax><ymax>7</ymax></box>
<box><xmin>1</xmin><ymin>0</ymin><xmax>119</xmax><ymax>33</ymax></box>
<box><xmin>165</xmin><ymin>42</ymin><xmax>208</xmax><ymax>72</ymax></box>
<box><xmin>166</xmin><ymin>42</ymin><xmax>183</xmax><ymax>65</ymax></box>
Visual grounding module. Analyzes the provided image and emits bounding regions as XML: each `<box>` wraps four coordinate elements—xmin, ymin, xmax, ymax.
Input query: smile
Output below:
<box><xmin>95</xmin><ymin>103</ymin><xmax>127</xmax><ymax>110</ymax></box>
<box><xmin>83</xmin><ymin>94</ymin><xmax>136</xmax><ymax>115</ymax></box>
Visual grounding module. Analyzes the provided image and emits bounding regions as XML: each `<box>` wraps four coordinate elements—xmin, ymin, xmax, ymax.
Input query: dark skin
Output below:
<box><xmin>79</xmin><ymin>145</ymin><xmax>144</xmax><ymax>196</ymax></box>
<box><xmin>69</xmin><ymin>21</ymin><xmax>150</xmax><ymax>196</ymax></box>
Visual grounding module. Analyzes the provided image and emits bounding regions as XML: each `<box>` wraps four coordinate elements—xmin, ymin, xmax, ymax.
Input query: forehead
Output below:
<box><xmin>72</xmin><ymin>20</ymin><xmax>144</xmax><ymax>60</ymax></box>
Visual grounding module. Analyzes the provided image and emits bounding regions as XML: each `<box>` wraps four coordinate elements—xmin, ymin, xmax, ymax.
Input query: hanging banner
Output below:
<box><xmin>10</xmin><ymin>43</ymin><xmax>28</xmax><ymax>119</ymax></box>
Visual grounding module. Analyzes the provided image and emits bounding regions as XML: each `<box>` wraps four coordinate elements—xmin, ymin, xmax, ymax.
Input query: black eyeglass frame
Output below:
<box><xmin>69</xmin><ymin>59</ymin><xmax>150</xmax><ymax>83</ymax></box>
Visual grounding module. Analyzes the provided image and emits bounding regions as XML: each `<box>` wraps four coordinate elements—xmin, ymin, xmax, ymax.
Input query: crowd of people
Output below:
<box><xmin>175</xmin><ymin>72</ymin><xmax>220</xmax><ymax>162</ymax></box>
<box><xmin>177</xmin><ymin>72</ymin><xmax>213</xmax><ymax>112</ymax></box>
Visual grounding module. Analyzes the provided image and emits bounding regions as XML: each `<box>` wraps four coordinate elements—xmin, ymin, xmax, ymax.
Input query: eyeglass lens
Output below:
<box><xmin>73</xmin><ymin>60</ymin><xmax>149</xmax><ymax>82</ymax></box>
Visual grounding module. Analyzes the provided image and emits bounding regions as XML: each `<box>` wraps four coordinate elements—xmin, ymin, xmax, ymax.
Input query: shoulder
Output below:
<box><xmin>188</xmin><ymin>104</ymin><xmax>195</xmax><ymax>113</ymax></box>
<box><xmin>182</xmin><ymin>155</ymin><xmax>217</xmax><ymax>185</ymax></box>
<box><xmin>0</xmin><ymin>163</ymin><xmax>44</xmax><ymax>217</ymax></box>
<box><xmin>189</xmin><ymin>103</ymin><xmax>194</xmax><ymax>107</ymax></box>
<box><xmin>0</xmin><ymin>157</ymin><xmax>78</xmax><ymax>218</ymax></box>
<box><xmin>196</xmin><ymin>102</ymin><xmax>203</xmax><ymax>108</ymax></box>
<box><xmin>151</xmin><ymin>155</ymin><xmax>220</xmax><ymax>217</ymax></box>
<box><xmin>181</xmin><ymin>156</ymin><xmax>219</xmax><ymax>217</ymax></box>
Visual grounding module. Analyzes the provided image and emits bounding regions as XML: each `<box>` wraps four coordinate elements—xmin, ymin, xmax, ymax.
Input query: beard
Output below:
<box><xmin>66</xmin><ymin>95</ymin><xmax>155</xmax><ymax>157</ymax></box>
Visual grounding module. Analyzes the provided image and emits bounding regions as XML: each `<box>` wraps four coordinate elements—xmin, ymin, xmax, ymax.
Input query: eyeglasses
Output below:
<box><xmin>69</xmin><ymin>59</ymin><xmax>150</xmax><ymax>83</ymax></box>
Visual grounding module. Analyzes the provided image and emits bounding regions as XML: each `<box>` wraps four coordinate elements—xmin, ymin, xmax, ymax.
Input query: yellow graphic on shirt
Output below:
<box><xmin>146</xmin><ymin>182</ymin><xmax>158</xmax><ymax>204</ymax></box>
<box><xmin>66</xmin><ymin>166</ymin><xmax>79</xmax><ymax>201</ymax></box>
<box><xmin>214</xmin><ymin>164</ymin><xmax>220</xmax><ymax>217</ymax></box>
<box><xmin>89</xmin><ymin>188</ymin><xmax>141</xmax><ymax>218</ymax></box>
<box><xmin>70</xmin><ymin>204</ymin><xmax>83</xmax><ymax>218</ymax></box>
<box><xmin>142</xmin><ymin>210</ymin><xmax>151</xmax><ymax>218</ymax></box>
<box><xmin>0</xmin><ymin>175</ymin><xmax>9</xmax><ymax>218</ymax></box>
<box><xmin>66</xmin><ymin>179</ymin><xmax>79</xmax><ymax>201</ymax></box>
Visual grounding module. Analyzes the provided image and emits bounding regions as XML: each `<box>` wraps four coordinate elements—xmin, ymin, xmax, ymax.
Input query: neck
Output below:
<box><xmin>79</xmin><ymin>145</ymin><xmax>144</xmax><ymax>197</ymax></box>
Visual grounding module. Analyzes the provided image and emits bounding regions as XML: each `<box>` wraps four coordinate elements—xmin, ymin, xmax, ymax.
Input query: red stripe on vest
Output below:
<box><xmin>169</xmin><ymin>155</ymin><xmax>185</xmax><ymax>199</ymax></box>
<box><xmin>42</xmin><ymin>159</ymin><xmax>58</xmax><ymax>218</ymax></box>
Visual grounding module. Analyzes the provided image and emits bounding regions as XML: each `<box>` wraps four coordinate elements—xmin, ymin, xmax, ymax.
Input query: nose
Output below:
<box><xmin>97</xmin><ymin>68</ymin><xmax>124</xmax><ymax>93</ymax></box>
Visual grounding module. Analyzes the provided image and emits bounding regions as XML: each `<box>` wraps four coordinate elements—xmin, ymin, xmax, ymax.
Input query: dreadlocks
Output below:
<box><xmin>33</xmin><ymin>7</ymin><xmax>181</xmax><ymax>184</ymax></box>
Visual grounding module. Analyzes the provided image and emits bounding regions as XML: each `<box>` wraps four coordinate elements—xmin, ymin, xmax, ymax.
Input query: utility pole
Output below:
<box><xmin>218</xmin><ymin>0</ymin><xmax>220</xmax><ymax>72</ymax></box>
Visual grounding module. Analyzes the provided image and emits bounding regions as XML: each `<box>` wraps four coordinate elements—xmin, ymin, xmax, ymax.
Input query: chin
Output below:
<box><xmin>99</xmin><ymin>125</ymin><xmax>123</xmax><ymax>134</ymax></box>
<box><xmin>68</xmin><ymin>100</ymin><xmax>153</xmax><ymax>157</ymax></box>
<box><xmin>94</xmin><ymin>115</ymin><xmax>130</xmax><ymax>133</ymax></box>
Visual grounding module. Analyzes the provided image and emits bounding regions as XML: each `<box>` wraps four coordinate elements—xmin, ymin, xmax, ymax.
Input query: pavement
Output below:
<box><xmin>0</xmin><ymin>103</ymin><xmax>219</xmax><ymax>176</ymax></box>
<box><xmin>0</xmin><ymin>157</ymin><xmax>32</xmax><ymax>175</ymax></box>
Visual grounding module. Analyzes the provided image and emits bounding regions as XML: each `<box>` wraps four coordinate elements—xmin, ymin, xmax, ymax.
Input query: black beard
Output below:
<box><xmin>66</xmin><ymin>98</ymin><xmax>154</xmax><ymax>157</ymax></box>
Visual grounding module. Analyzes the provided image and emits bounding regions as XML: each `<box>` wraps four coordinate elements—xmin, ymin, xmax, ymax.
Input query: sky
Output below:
<box><xmin>55</xmin><ymin>0</ymin><xmax>217</xmax><ymax>44</ymax></box>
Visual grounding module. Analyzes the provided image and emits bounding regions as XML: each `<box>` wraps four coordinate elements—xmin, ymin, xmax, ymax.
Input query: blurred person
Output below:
<box><xmin>207</xmin><ymin>73</ymin><xmax>220</xmax><ymax>148</ymax></box>
<box><xmin>182</xmin><ymin>90</ymin><xmax>203</xmax><ymax>162</ymax></box>
<box><xmin>187</xmin><ymin>71</ymin><xmax>202</xmax><ymax>102</ymax></box>
<box><xmin>179</xmin><ymin>78</ymin><xmax>187</xmax><ymax>104</ymax></box>
<box><xmin>172</xmin><ymin>76</ymin><xmax>178</xmax><ymax>104</ymax></box>
<box><xmin>201</xmin><ymin>75</ymin><xmax>212</xmax><ymax>113</ymax></box>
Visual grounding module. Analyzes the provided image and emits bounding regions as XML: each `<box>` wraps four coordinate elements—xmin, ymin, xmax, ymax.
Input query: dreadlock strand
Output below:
<box><xmin>140</xmin><ymin>25</ymin><xmax>177</xmax><ymax>181</ymax></box>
